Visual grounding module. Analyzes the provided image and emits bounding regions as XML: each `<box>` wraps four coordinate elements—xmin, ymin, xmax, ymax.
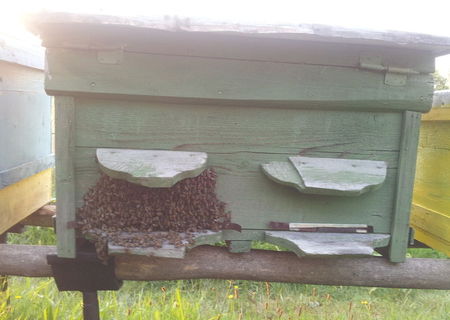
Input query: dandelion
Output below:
<box><xmin>228</xmin><ymin>294</ymin><xmax>234</xmax><ymax>299</ymax></box>
<box><xmin>15</xmin><ymin>296</ymin><xmax>22</xmax><ymax>299</ymax></box>
<box><xmin>360</xmin><ymin>300</ymin><xmax>369</xmax><ymax>305</ymax></box>
<box><xmin>233</xmin><ymin>285</ymin><xmax>239</xmax><ymax>289</ymax></box>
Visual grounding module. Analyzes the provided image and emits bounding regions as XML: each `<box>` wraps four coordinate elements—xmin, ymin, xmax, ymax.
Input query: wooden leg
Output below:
<box><xmin>82</xmin><ymin>291</ymin><xmax>100</xmax><ymax>320</ymax></box>
<box><xmin>0</xmin><ymin>233</ymin><xmax>8</xmax><ymax>304</ymax></box>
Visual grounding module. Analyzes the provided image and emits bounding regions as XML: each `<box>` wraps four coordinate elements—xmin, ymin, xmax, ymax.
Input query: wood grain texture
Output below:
<box><xmin>71</xmin><ymin>101</ymin><xmax>402</xmax><ymax>234</ymax></box>
<box><xmin>34</xmin><ymin>24</ymin><xmax>436</xmax><ymax>73</ymax></box>
<box><xmin>0</xmin><ymin>169</ymin><xmax>52</xmax><ymax>234</ymax></box>
<box><xmin>411</xmin><ymin>94</ymin><xmax>450</xmax><ymax>255</ymax></box>
<box><xmin>44</xmin><ymin>48</ymin><xmax>433</xmax><ymax>112</ymax></box>
<box><xmin>265</xmin><ymin>231</ymin><xmax>390</xmax><ymax>256</ymax></box>
<box><xmin>0</xmin><ymin>62</ymin><xmax>52</xmax><ymax>175</ymax></box>
<box><xmin>28</xmin><ymin>12</ymin><xmax>450</xmax><ymax>54</ymax></box>
<box><xmin>1</xmin><ymin>244</ymin><xmax>449</xmax><ymax>289</ymax></box>
<box><xmin>262</xmin><ymin>156</ymin><xmax>387</xmax><ymax>196</ymax></box>
<box><xmin>108</xmin><ymin>231</ymin><xmax>223</xmax><ymax>258</ymax></box>
<box><xmin>21</xmin><ymin>205</ymin><xmax>55</xmax><ymax>228</ymax></box>
<box><xmin>0</xmin><ymin>154</ymin><xmax>54</xmax><ymax>189</ymax></box>
<box><xmin>389</xmin><ymin>111</ymin><xmax>421</xmax><ymax>262</ymax></box>
<box><xmin>55</xmin><ymin>96</ymin><xmax>76</xmax><ymax>258</ymax></box>
<box><xmin>96</xmin><ymin>148</ymin><xmax>207</xmax><ymax>187</ymax></box>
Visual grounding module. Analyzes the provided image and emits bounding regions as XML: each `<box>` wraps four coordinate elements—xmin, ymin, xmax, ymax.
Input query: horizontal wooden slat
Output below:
<box><xmin>74</xmin><ymin>99</ymin><xmax>403</xmax><ymax>154</ymax></box>
<box><xmin>45</xmin><ymin>48</ymin><xmax>433</xmax><ymax>112</ymax></box>
<box><xmin>0</xmin><ymin>169</ymin><xmax>53</xmax><ymax>234</ymax></box>
<box><xmin>39</xmin><ymin>24</ymin><xmax>435</xmax><ymax>73</ymax></box>
<box><xmin>410</xmin><ymin>204</ymin><xmax>450</xmax><ymax>243</ymax></box>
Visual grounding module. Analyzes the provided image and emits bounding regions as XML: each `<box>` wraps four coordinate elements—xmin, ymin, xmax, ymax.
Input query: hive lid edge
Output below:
<box><xmin>26</xmin><ymin>11</ymin><xmax>450</xmax><ymax>56</ymax></box>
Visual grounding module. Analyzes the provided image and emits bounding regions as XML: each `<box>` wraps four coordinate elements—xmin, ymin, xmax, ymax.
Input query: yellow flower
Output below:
<box><xmin>15</xmin><ymin>295</ymin><xmax>22</xmax><ymax>299</ymax></box>
<box><xmin>228</xmin><ymin>294</ymin><xmax>234</xmax><ymax>299</ymax></box>
<box><xmin>360</xmin><ymin>300</ymin><xmax>369</xmax><ymax>305</ymax></box>
<box><xmin>234</xmin><ymin>285</ymin><xmax>239</xmax><ymax>289</ymax></box>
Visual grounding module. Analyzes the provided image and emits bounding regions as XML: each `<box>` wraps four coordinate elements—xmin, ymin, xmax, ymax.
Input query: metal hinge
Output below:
<box><xmin>359</xmin><ymin>55</ymin><xmax>420</xmax><ymax>86</ymax></box>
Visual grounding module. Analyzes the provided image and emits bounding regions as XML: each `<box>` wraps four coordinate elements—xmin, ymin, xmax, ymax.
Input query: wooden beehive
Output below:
<box><xmin>0</xmin><ymin>34</ymin><xmax>53</xmax><ymax>234</ymax></box>
<box><xmin>28</xmin><ymin>13</ymin><xmax>450</xmax><ymax>262</ymax></box>
<box><xmin>411</xmin><ymin>90</ymin><xmax>450</xmax><ymax>256</ymax></box>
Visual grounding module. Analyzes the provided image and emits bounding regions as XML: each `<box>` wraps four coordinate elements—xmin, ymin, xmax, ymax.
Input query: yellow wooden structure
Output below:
<box><xmin>411</xmin><ymin>90</ymin><xmax>450</xmax><ymax>256</ymax></box>
<box><xmin>0</xmin><ymin>34</ymin><xmax>53</xmax><ymax>234</ymax></box>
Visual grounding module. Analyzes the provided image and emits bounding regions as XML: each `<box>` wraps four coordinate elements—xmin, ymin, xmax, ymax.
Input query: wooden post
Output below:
<box><xmin>0</xmin><ymin>244</ymin><xmax>449</xmax><ymax>289</ymax></box>
<box><xmin>0</xmin><ymin>233</ymin><xmax>8</xmax><ymax>303</ymax></box>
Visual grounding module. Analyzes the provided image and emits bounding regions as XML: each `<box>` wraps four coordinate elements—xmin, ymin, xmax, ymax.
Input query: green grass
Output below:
<box><xmin>1</xmin><ymin>227</ymin><xmax>449</xmax><ymax>320</ymax></box>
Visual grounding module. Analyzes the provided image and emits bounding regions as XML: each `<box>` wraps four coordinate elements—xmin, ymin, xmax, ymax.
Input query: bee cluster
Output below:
<box><xmin>77</xmin><ymin>169</ymin><xmax>230</xmax><ymax>259</ymax></box>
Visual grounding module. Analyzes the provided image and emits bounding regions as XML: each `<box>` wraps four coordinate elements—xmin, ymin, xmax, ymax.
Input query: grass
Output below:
<box><xmin>1</xmin><ymin>227</ymin><xmax>449</xmax><ymax>320</ymax></box>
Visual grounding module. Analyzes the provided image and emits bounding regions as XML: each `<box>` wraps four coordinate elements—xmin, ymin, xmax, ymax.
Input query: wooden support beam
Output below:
<box><xmin>0</xmin><ymin>244</ymin><xmax>449</xmax><ymax>289</ymax></box>
<box><xmin>21</xmin><ymin>205</ymin><xmax>55</xmax><ymax>228</ymax></box>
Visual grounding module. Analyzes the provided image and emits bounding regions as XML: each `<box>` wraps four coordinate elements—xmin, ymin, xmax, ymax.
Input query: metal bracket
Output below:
<box><xmin>359</xmin><ymin>54</ymin><xmax>420</xmax><ymax>87</ymax></box>
<box><xmin>47</xmin><ymin>250</ymin><xmax>122</xmax><ymax>292</ymax></box>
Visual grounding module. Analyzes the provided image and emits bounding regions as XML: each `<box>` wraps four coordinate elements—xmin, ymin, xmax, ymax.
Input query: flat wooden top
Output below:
<box><xmin>0</xmin><ymin>34</ymin><xmax>44</xmax><ymax>70</ymax></box>
<box><xmin>27</xmin><ymin>12</ymin><xmax>450</xmax><ymax>56</ymax></box>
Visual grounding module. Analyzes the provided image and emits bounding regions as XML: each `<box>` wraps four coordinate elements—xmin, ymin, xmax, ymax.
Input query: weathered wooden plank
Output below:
<box><xmin>0</xmin><ymin>35</ymin><xmax>44</xmax><ymax>70</ymax></box>
<box><xmin>55</xmin><ymin>96</ymin><xmax>76</xmax><ymax>258</ymax></box>
<box><xmin>262</xmin><ymin>157</ymin><xmax>387</xmax><ymax>196</ymax></box>
<box><xmin>96</xmin><ymin>148</ymin><xmax>207</xmax><ymax>187</ymax></box>
<box><xmin>0</xmin><ymin>63</ymin><xmax>52</xmax><ymax>175</ymax></box>
<box><xmin>74</xmin><ymin>147</ymin><xmax>399</xmax><ymax>233</ymax></box>
<box><xmin>1</xmin><ymin>244</ymin><xmax>450</xmax><ymax>289</ymax></box>
<box><xmin>74</xmin><ymin>99</ymin><xmax>403</xmax><ymax>154</ymax></box>
<box><xmin>28</xmin><ymin>12</ymin><xmax>450</xmax><ymax>54</ymax></box>
<box><xmin>389</xmin><ymin>111</ymin><xmax>421</xmax><ymax>262</ymax></box>
<box><xmin>35</xmin><ymin>24</ymin><xmax>435</xmax><ymax>73</ymax></box>
<box><xmin>0</xmin><ymin>61</ymin><xmax>46</xmax><ymax>93</ymax></box>
<box><xmin>411</xmin><ymin>96</ymin><xmax>450</xmax><ymax>255</ymax></box>
<box><xmin>265</xmin><ymin>231</ymin><xmax>390</xmax><ymax>256</ymax></box>
<box><xmin>21</xmin><ymin>205</ymin><xmax>55</xmax><ymax>228</ymax></box>
<box><xmin>0</xmin><ymin>169</ymin><xmax>52</xmax><ymax>234</ymax></box>
<box><xmin>45</xmin><ymin>48</ymin><xmax>433</xmax><ymax>112</ymax></box>
<box><xmin>412</xmin><ymin>226</ymin><xmax>450</xmax><ymax>257</ymax></box>
<box><xmin>410</xmin><ymin>205</ymin><xmax>450</xmax><ymax>244</ymax></box>
<box><xmin>0</xmin><ymin>154</ymin><xmax>54</xmax><ymax>189</ymax></box>
<box><xmin>108</xmin><ymin>231</ymin><xmax>223</xmax><ymax>258</ymax></box>
<box><xmin>413</xmin><ymin>145</ymin><xmax>450</xmax><ymax>215</ymax></box>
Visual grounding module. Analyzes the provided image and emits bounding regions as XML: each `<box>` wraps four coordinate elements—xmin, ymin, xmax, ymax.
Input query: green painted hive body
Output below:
<box><xmin>29</xmin><ymin>13</ymin><xmax>450</xmax><ymax>262</ymax></box>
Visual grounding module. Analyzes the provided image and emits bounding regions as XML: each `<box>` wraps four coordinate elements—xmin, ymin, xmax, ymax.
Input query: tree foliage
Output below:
<box><xmin>433</xmin><ymin>72</ymin><xmax>449</xmax><ymax>90</ymax></box>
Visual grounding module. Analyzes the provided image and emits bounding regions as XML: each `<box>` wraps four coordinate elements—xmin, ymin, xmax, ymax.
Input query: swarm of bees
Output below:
<box><xmin>77</xmin><ymin>169</ymin><xmax>230</xmax><ymax>260</ymax></box>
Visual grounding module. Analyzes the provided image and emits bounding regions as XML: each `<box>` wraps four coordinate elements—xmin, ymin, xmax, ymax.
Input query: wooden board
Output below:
<box><xmin>411</xmin><ymin>93</ymin><xmax>450</xmax><ymax>255</ymax></box>
<box><xmin>0</xmin><ymin>154</ymin><xmax>54</xmax><ymax>189</ymax></box>
<box><xmin>28</xmin><ymin>12</ymin><xmax>450</xmax><ymax>54</ymax></box>
<box><xmin>108</xmin><ymin>231</ymin><xmax>222</xmax><ymax>258</ymax></box>
<box><xmin>265</xmin><ymin>231</ymin><xmax>390</xmax><ymax>256</ymax></box>
<box><xmin>389</xmin><ymin>111</ymin><xmax>421</xmax><ymax>262</ymax></box>
<box><xmin>44</xmin><ymin>48</ymin><xmax>433</xmax><ymax>112</ymax></box>
<box><xmin>262</xmin><ymin>156</ymin><xmax>387</xmax><ymax>196</ymax></box>
<box><xmin>0</xmin><ymin>35</ymin><xmax>44</xmax><ymax>70</ymax></box>
<box><xmin>55</xmin><ymin>96</ymin><xmax>76</xmax><ymax>258</ymax></box>
<box><xmin>0</xmin><ymin>62</ymin><xmax>52</xmax><ymax>180</ymax></box>
<box><xmin>71</xmin><ymin>99</ymin><xmax>402</xmax><ymax>234</ymax></box>
<box><xmin>32</xmin><ymin>23</ymin><xmax>435</xmax><ymax>74</ymax></box>
<box><xmin>0</xmin><ymin>169</ymin><xmax>52</xmax><ymax>234</ymax></box>
<box><xmin>96</xmin><ymin>148</ymin><xmax>207</xmax><ymax>187</ymax></box>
